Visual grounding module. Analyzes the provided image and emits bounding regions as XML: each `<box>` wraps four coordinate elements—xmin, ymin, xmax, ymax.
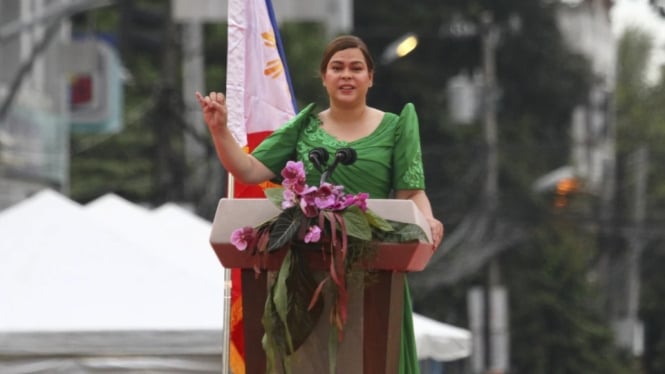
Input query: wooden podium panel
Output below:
<box><xmin>210</xmin><ymin>198</ymin><xmax>433</xmax><ymax>373</ymax></box>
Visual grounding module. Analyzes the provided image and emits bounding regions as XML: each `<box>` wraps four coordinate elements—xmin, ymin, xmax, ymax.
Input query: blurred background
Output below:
<box><xmin>1</xmin><ymin>0</ymin><xmax>665</xmax><ymax>373</ymax></box>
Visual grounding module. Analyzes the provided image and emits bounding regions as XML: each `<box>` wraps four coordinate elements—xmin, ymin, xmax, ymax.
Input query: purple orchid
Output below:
<box><xmin>281</xmin><ymin>160</ymin><xmax>306</xmax><ymax>193</ymax></box>
<box><xmin>230</xmin><ymin>226</ymin><xmax>256</xmax><ymax>251</ymax></box>
<box><xmin>304</xmin><ymin>225</ymin><xmax>322</xmax><ymax>243</ymax></box>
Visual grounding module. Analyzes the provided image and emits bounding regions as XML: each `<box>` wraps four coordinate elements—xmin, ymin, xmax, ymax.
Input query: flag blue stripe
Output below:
<box><xmin>265</xmin><ymin>0</ymin><xmax>298</xmax><ymax>112</ymax></box>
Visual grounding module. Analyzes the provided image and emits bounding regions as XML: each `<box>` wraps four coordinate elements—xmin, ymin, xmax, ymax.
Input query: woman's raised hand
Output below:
<box><xmin>195</xmin><ymin>91</ymin><xmax>228</xmax><ymax>135</ymax></box>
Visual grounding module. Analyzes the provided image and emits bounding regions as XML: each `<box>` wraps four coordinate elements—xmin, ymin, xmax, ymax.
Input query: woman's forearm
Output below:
<box><xmin>197</xmin><ymin>91</ymin><xmax>275</xmax><ymax>184</ymax></box>
<box><xmin>210</xmin><ymin>127</ymin><xmax>273</xmax><ymax>184</ymax></box>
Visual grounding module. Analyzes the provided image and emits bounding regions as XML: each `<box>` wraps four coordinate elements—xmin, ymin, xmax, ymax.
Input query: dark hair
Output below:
<box><xmin>319</xmin><ymin>35</ymin><xmax>375</xmax><ymax>75</ymax></box>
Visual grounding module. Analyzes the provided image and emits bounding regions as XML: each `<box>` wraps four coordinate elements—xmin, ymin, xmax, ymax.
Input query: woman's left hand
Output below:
<box><xmin>427</xmin><ymin>217</ymin><xmax>444</xmax><ymax>249</ymax></box>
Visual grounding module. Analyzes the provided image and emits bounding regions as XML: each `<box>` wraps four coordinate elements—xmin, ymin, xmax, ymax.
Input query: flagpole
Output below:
<box><xmin>221</xmin><ymin>1</ymin><xmax>297</xmax><ymax>372</ymax></box>
<box><xmin>221</xmin><ymin>173</ymin><xmax>235</xmax><ymax>374</ymax></box>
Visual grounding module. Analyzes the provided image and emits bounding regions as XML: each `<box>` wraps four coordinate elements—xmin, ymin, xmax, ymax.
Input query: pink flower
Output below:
<box><xmin>304</xmin><ymin>225</ymin><xmax>322</xmax><ymax>243</ymax></box>
<box><xmin>314</xmin><ymin>183</ymin><xmax>337</xmax><ymax>209</ymax></box>
<box><xmin>351</xmin><ymin>192</ymin><xmax>369</xmax><ymax>212</ymax></box>
<box><xmin>299</xmin><ymin>195</ymin><xmax>319</xmax><ymax>218</ymax></box>
<box><xmin>282</xmin><ymin>189</ymin><xmax>297</xmax><ymax>209</ymax></box>
<box><xmin>230</xmin><ymin>226</ymin><xmax>255</xmax><ymax>251</ymax></box>
<box><xmin>281</xmin><ymin>161</ymin><xmax>306</xmax><ymax>193</ymax></box>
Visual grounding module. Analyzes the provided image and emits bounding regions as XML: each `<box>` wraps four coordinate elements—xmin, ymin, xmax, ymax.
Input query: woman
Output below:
<box><xmin>197</xmin><ymin>35</ymin><xmax>443</xmax><ymax>373</ymax></box>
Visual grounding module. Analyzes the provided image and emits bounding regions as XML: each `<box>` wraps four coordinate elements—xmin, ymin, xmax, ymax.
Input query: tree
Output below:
<box><xmin>69</xmin><ymin>4</ymin><xmax>160</xmax><ymax>203</ymax></box>
<box><xmin>354</xmin><ymin>0</ymin><xmax>630</xmax><ymax>371</ymax></box>
<box><xmin>614</xmin><ymin>26</ymin><xmax>665</xmax><ymax>374</ymax></box>
<box><xmin>505</xmin><ymin>225</ymin><xmax>634</xmax><ymax>374</ymax></box>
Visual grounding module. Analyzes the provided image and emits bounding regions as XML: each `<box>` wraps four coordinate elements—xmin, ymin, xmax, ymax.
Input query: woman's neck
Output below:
<box><xmin>327</xmin><ymin>103</ymin><xmax>367</xmax><ymax>125</ymax></box>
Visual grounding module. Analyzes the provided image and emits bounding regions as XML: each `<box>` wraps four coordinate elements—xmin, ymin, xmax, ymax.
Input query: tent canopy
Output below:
<box><xmin>0</xmin><ymin>190</ymin><xmax>225</xmax><ymax>333</ymax></box>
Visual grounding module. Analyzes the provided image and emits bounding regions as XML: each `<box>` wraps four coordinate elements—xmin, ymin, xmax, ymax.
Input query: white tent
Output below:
<box><xmin>413</xmin><ymin>313</ymin><xmax>471</xmax><ymax>362</ymax></box>
<box><xmin>0</xmin><ymin>190</ymin><xmax>470</xmax><ymax>373</ymax></box>
<box><xmin>0</xmin><ymin>190</ymin><xmax>225</xmax><ymax>373</ymax></box>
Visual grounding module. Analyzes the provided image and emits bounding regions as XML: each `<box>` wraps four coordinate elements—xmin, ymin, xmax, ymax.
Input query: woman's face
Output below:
<box><xmin>322</xmin><ymin>48</ymin><xmax>374</xmax><ymax>107</ymax></box>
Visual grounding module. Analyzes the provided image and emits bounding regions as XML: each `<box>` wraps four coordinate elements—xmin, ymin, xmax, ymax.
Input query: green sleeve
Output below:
<box><xmin>251</xmin><ymin>103</ymin><xmax>317</xmax><ymax>177</ymax></box>
<box><xmin>392</xmin><ymin>103</ymin><xmax>426</xmax><ymax>190</ymax></box>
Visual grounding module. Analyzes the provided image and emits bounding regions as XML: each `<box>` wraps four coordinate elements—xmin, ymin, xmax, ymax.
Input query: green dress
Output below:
<box><xmin>253</xmin><ymin>103</ymin><xmax>424</xmax><ymax>374</ymax></box>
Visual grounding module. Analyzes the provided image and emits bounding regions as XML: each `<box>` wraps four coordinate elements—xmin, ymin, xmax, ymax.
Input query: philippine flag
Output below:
<box><xmin>225</xmin><ymin>1</ymin><xmax>297</xmax><ymax>373</ymax></box>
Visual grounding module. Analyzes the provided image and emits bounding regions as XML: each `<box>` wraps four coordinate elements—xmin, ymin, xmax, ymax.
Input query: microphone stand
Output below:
<box><xmin>308</xmin><ymin>147</ymin><xmax>329</xmax><ymax>174</ymax></box>
<box><xmin>320</xmin><ymin>147</ymin><xmax>357</xmax><ymax>185</ymax></box>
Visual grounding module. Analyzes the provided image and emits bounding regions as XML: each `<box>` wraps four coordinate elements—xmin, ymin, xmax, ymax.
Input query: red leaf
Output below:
<box><xmin>308</xmin><ymin>278</ymin><xmax>328</xmax><ymax>311</ymax></box>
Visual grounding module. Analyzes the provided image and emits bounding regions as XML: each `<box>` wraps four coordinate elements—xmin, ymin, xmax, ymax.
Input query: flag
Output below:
<box><xmin>225</xmin><ymin>0</ymin><xmax>297</xmax><ymax>372</ymax></box>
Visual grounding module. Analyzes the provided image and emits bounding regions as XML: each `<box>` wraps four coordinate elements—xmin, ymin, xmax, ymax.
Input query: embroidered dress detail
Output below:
<box><xmin>403</xmin><ymin>149</ymin><xmax>425</xmax><ymax>186</ymax></box>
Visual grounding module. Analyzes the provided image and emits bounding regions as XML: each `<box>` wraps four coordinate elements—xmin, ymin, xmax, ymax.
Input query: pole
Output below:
<box><xmin>181</xmin><ymin>21</ymin><xmax>207</xmax><ymax>197</ymax></box>
<box><xmin>221</xmin><ymin>175</ymin><xmax>235</xmax><ymax>374</ymax></box>
<box><xmin>627</xmin><ymin>147</ymin><xmax>647</xmax><ymax>319</ymax></box>
<box><xmin>481</xmin><ymin>12</ymin><xmax>498</xmax><ymax>217</ymax></box>
<box><xmin>622</xmin><ymin>146</ymin><xmax>647</xmax><ymax>354</ymax></box>
<box><xmin>480</xmin><ymin>11</ymin><xmax>508</xmax><ymax>374</ymax></box>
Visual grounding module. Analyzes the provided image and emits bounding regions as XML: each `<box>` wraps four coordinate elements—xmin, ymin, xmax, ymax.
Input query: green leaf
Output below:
<box><xmin>264</xmin><ymin>187</ymin><xmax>286</xmax><ymax>208</ymax></box>
<box><xmin>262</xmin><ymin>277</ymin><xmax>289</xmax><ymax>373</ymax></box>
<box><xmin>284</xmin><ymin>250</ymin><xmax>324</xmax><ymax>351</ymax></box>
<box><xmin>340</xmin><ymin>205</ymin><xmax>372</xmax><ymax>241</ymax></box>
<box><xmin>263</xmin><ymin>250</ymin><xmax>324</xmax><ymax>373</ymax></box>
<box><xmin>364</xmin><ymin>208</ymin><xmax>394</xmax><ymax>232</ymax></box>
<box><xmin>328</xmin><ymin>324</ymin><xmax>339</xmax><ymax>374</ymax></box>
<box><xmin>267</xmin><ymin>208</ymin><xmax>303</xmax><ymax>252</ymax></box>
<box><xmin>273</xmin><ymin>251</ymin><xmax>296</xmax><ymax>355</ymax></box>
<box><xmin>372</xmin><ymin>221</ymin><xmax>429</xmax><ymax>243</ymax></box>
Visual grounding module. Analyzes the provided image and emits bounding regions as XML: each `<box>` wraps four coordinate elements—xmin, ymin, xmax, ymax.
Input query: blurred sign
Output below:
<box><xmin>70</xmin><ymin>75</ymin><xmax>93</xmax><ymax>107</ymax></box>
<box><xmin>61</xmin><ymin>40</ymin><xmax>124</xmax><ymax>134</ymax></box>
<box><xmin>447</xmin><ymin>72</ymin><xmax>481</xmax><ymax>125</ymax></box>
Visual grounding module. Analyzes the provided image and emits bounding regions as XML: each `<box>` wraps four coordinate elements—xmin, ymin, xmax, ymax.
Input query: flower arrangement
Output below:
<box><xmin>230</xmin><ymin>160</ymin><xmax>427</xmax><ymax>373</ymax></box>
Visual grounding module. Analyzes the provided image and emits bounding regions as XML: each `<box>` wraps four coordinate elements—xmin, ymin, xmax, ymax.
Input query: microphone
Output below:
<box><xmin>334</xmin><ymin>147</ymin><xmax>357</xmax><ymax>166</ymax></box>
<box><xmin>320</xmin><ymin>147</ymin><xmax>357</xmax><ymax>184</ymax></box>
<box><xmin>308</xmin><ymin>147</ymin><xmax>329</xmax><ymax>173</ymax></box>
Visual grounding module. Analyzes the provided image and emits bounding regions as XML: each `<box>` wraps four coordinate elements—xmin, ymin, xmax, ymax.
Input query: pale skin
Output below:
<box><xmin>196</xmin><ymin>47</ymin><xmax>444</xmax><ymax>247</ymax></box>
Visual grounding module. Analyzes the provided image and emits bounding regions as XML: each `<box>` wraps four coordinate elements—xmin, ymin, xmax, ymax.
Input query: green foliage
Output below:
<box><xmin>615</xmin><ymin>26</ymin><xmax>665</xmax><ymax>373</ymax></box>
<box><xmin>641</xmin><ymin>245</ymin><xmax>665</xmax><ymax>374</ymax></box>
<box><xmin>279</xmin><ymin>23</ymin><xmax>328</xmax><ymax>109</ymax></box>
<box><xmin>505</xmin><ymin>225</ymin><xmax>633</xmax><ymax>374</ymax></box>
<box><xmin>340</xmin><ymin>206</ymin><xmax>372</xmax><ymax>241</ymax></box>
<box><xmin>373</xmin><ymin>220</ymin><xmax>429</xmax><ymax>243</ymax></box>
<box><xmin>265</xmin><ymin>187</ymin><xmax>285</xmax><ymax>207</ymax></box>
<box><xmin>615</xmin><ymin>28</ymin><xmax>664</xmax><ymax>153</ymax></box>
<box><xmin>364</xmin><ymin>209</ymin><xmax>395</xmax><ymax>232</ymax></box>
<box><xmin>353</xmin><ymin>1</ymin><xmax>634</xmax><ymax>372</ymax></box>
<box><xmin>262</xmin><ymin>249</ymin><xmax>323</xmax><ymax>374</ymax></box>
<box><xmin>203</xmin><ymin>22</ymin><xmax>227</xmax><ymax>89</ymax></box>
<box><xmin>69</xmin><ymin>131</ymin><xmax>153</xmax><ymax>202</ymax></box>
<box><xmin>69</xmin><ymin>3</ymin><xmax>187</xmax><ymax>205</ymax></box>
<box><xmin>268</xmin><ymin>208</ymin><xmax>304</xmax><ymax>252</ymax></box>
<box><xmin>69</xmin><ymin>6</ymin><xmax>156</xmax><ymax>203</ymax></box>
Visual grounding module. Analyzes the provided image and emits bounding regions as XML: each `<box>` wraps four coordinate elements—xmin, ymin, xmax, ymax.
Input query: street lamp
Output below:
<box><xmin>380</xmin><ymin>32</ymin><xmax>419</xmax><ymax>65</ymax></box>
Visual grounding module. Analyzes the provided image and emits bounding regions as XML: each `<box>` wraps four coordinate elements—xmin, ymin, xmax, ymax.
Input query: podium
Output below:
<box><xmin>210</xmin><ymin>198</ymin><xmax>434</xmax><ymax>373</ymax></box>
